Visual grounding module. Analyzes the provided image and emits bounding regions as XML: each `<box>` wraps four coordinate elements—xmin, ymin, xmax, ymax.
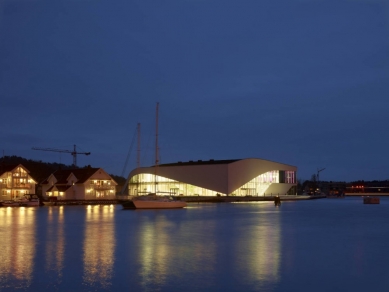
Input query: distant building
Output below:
<box><xmin>0</xmin><ymin>164</ymin><xmax>37</xmax><ymax>200</ymax></box>
<box><xmin>304</xmin><ymin>181</ymin><xmax>347</xmax><ymax>196</ymax></box>
<box><xmin>127</xmin><ymin>158</ymin><xmax>297</xmax><ymax>196</ymax></box>
<box><xmin>41</xmin><ymin>167</ymin><xmax>118</xmax><ymax>200</ymax></box>
<box><xmin>346</xmin><ymin>180</ymin><xmax>389</xmax><ymax>194</ymax></box>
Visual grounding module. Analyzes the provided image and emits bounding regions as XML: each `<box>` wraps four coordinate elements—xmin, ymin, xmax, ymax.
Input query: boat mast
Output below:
<box><xmin>137</xmin><ymin>123</ymin><xmax>141</xmax><ymax>169</ymax></box>
<box><xmin>136</xmin><ymin>122</ymin><xmax>141</xmax><ymax>195</ymax></box>
<box><xmin>155</xmin><ymin>102</ymin><xmax>159</xmax><ymax>194</ymax></box>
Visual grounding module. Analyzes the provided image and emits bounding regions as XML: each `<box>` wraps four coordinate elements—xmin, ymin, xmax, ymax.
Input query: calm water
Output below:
<box><xmin>1</xmin><ymin>197</ymin><xmax>389</xmax><ymax>292</ymax></box>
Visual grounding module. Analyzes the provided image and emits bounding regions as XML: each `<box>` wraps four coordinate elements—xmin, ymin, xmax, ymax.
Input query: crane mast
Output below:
<box><xmin>32</xmin><ymin>144</ymin><xmax>91</xmax><ymax>167</ymax></box>
<box><xmin>317</xmin><ymin>168</ymin><xmax>326</xmax><ymax>182</ymax></box>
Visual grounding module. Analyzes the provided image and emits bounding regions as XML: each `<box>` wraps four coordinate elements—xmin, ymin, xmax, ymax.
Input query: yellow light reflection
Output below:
<box><xmin>45</xmin><ymin>206</ymin><xmax>65</xmax><ymax>277</ymax></box>
<box><xmin>237</xmin><ymin>211</ymin><xmax>281</xmax><ymax>285</ymax></box>
<box><xmin>83</xmin><ymin>205</ymin><xmax>115</xmax><ymax>289</ymax></box>
<box><xmin>138</xmin><ymin>215</ymin><xmax>216</xmax><ymax>288</ymax></box>
<box><xmin>0</xmin><ymin>207</ymin><xmax>36</xmax><ymax>286</ymax></box>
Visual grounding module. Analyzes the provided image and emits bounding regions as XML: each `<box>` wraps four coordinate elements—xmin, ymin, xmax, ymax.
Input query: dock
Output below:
<box><xmin>180</xmin><ymin>195</ymin><xmax>326</xmax><ymax>203</ymax></box>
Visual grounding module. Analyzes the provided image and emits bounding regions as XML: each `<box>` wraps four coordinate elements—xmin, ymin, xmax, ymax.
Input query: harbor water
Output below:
<box><xmin>1</xmin><ymin>197</ymin><xmax>389</xmax><ymax>291</ymax></box>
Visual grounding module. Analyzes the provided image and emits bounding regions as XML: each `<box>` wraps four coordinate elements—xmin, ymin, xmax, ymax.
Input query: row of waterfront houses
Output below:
<box><xmin>0</xmin><ymin>164</ymin><xmax>118</xmax><ymax>201</ymax></box>
<box><xmin>2</xmin><ymin>158</ymin><xmax>299</xmax><ymax>200</ymax></box>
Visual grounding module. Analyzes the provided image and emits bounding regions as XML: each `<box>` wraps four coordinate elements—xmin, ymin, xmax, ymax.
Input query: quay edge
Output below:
<box><xmin>180</xmin><ymin>195</ymin><xmax>326</xmax><ymax>203</ymax></box>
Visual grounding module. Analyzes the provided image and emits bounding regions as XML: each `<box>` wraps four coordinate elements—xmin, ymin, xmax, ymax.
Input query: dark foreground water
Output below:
<box><xmin>1</xmin><ymin>197</ymin><xmax>389</xmax><ymax>292</ymax></box>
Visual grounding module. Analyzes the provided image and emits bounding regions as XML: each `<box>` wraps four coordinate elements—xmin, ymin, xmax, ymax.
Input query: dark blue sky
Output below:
<box><xmin>1</xmin><ymin>0</ymin><xmax>388</xmax><ymax>181</ymax></box>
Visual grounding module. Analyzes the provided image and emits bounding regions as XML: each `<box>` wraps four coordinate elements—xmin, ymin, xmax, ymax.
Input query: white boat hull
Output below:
<box><xmin>132</xmin><ymin>200</ymin><xmax>187</xmax><ymax>209</ymax></box>
<box><xmin>2</xmin><ymin>200</ymin><xmax>40</xmax><ymax>207</ymax></box>
<box><xmin>1</xmin><ymin>201</ymin><xmax>20</xmax><ymax>207</ymax></box>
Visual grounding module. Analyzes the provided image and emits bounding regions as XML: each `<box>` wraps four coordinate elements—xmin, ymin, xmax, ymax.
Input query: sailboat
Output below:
<box><xmin>122</xmin><ymin>103</ymin><xmax>187</xmax><ymax>209</ymax></box>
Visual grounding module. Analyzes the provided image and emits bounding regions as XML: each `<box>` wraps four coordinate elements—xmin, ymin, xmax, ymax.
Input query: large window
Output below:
<box><xmin>128</xmin><ymin>170</ymin><xmax>296</xmax><ymax>197</ymax></box>
<box><xmin>128</xmin><ymin>174</ymin><xmax>220</xmax><ymax>197</ymax></box>
<box><xmin>285</xmin><ymin>171</ymin><xmax>295</xmax><ymax>184</ymax></box>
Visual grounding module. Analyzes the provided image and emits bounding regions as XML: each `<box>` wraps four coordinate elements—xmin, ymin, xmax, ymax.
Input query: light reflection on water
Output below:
<box><xmin>1</xmin><ymin>198</ymin><xmax>389</xmax><ymax>291</ymax></box>
<box><xmin>45</xmin><ymin>206</ymin><xmax>64</xmax><ymax>279</ymax></box>
<box><xmin>137</xmin><ymin>212</ymin><xmax>217</xmax><ymax>290</ymax></box>
<box><xmin>83</xmin><ymin>205</ymin><xmax>115</xmax><ymax>290</ymax></box>
<box><xmin>0</xmin><ymin>207</ymin><xmax>36</xmax><ymax>289</ymax></box>
<box><xmin>241</xmin><ymin>211</ymin><xmax>281</xmax><ymax>286</ymax></box>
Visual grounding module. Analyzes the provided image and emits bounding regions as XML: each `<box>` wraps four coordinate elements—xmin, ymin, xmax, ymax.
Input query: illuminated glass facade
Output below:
<box><xmin>128</xmin><ymin>170</ymin><xmax>296</xmax><ymax>197</ymax></box>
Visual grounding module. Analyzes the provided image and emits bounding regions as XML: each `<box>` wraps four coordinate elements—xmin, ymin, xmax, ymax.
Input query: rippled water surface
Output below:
<box><xmin>1</xmin><ymin>197</ymin><xmax>389</xmax><ymax>291</ymax></box>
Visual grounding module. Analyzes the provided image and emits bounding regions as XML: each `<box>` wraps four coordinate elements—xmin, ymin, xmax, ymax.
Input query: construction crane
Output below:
<box><xmin>317</xmin><ymin>168</ymin><xmax>326</xmax><ymax>182</ymax></box>
<box><xmin>32</xmin><ymin>144</ymin><xmax>91</xmax><ymax>167</ymax></box>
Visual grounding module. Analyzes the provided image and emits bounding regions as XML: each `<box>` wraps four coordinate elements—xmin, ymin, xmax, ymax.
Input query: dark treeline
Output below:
<box><xmin>0</xmin><ymin>155</ymin><xmax>126</xmax><ymax>185</ymax></box>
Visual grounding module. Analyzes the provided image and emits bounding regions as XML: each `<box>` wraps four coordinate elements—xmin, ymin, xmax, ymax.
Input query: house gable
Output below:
<box><xmin>67</xmin><ymin>173</ymin><xmax>78</xmax><ymax>185</ymax></box>
<box><xmin>88</xmin><ymin>168</ymin><xmax>118</xmax><ymax>185</ymax></box>
<box><xmin>46</xmin><ymin>174</ymin><xmax>57</xmax><ymax>186</ymax></box>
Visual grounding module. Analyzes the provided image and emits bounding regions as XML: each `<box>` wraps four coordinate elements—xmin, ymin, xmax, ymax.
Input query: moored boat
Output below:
<box><xmin>122</xmin><ymin>103</ymin><xmax>186</xmax><ymax>210</ymax></box>
<box><xmin>123</xmin><ymin>194</ymin><xmax>186</xmax><ymax>209</ymax></box>
<box><xmin>363</xmin><ymin>197</ymin><xmax>380</xmax><ymax>204</ymax></box>
<box><xmin>1</xmin><ymin>195</ymin><xmax>40</xmax><ymax>207</ymax></box>
<box><xmin>1</xmin><ymin>200</ymin><xmax>21</xmax><ymax>207</ymax></box>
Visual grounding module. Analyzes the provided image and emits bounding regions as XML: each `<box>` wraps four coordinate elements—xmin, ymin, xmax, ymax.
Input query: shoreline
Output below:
<box><xmin>0</xmin><ymin>195</ymin><xmax>327</xmax><ymax>207</ymax></box>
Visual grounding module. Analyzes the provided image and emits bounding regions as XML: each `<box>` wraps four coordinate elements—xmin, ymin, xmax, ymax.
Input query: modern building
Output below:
<box><xmin>41</xmin><ymin>167</ymin><xmax>118</xmax><ymax>200</ymax></box>
<box><xmin>0</xmin><ymin>164</ymin><xmax>37</xmax><ymax>200</ymax></box>
<box><xmin>127</xmin><ymin>158</ymin><xmax>297</xmax><ymax>197</ymax></box>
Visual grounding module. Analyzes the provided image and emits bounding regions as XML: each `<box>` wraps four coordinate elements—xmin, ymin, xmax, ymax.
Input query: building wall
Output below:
<box><xmin>227</xmin><ymin>159</ymin><xmax>296</xmax><ymax>194</ymax></box>
<box><xmin>0</xmin><ymin>166</ymin><xmax>36</xmax><ymax>200</ymax></box>
<box><xmin>265</xmin><ymin>184</ymin><xmax>296</xmax><ymax>196</ymax></box>
<box><xmin>128</xmin><ymin>163</ymin><xmax>229</xmax><ymax>194</ymax></box>
<box><xmin>84</xmin><ymin>170</ymin><xmax>117</xmax><ymax>199</ymax></box>
<box><xmin>74</xmin><ymin>185</ymin><xmax>84</xmax><ymax>200</ymax></box>
<box><xmin>42</xmin><ymin>175</ymin><xmax>57</xmax><ymax>198</ymax></box>
<box><xmin>43</xmin><ymin>168</ymin><xmax>117</xmax><ymax>200</ymax></box>
<box><xmin>127</xmin><ymin>159</ymin><xmax>297</xmax><ymax>197</ymax></box>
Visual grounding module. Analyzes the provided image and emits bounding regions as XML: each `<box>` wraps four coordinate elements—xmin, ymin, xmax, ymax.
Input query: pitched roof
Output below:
<box><xmin>45</xmin><ymin>167</ymin><xmax>100</xmax><ymax>184</ymax></box>
<box><xmin>45</xmin><ymin>184</ymin><xmax>74</xmax><ymax>193</ymax></box>
<box><xmin>51</xmin><ymin>169</ymin><xmax>73</xmax><ymax>184</ymax></box>
<box><xmin>0</xmin><ymin>164</ymin><xmax>29</xmax><ymax>176</ymax></box>
<box><xmin>55</xmin><ymin>185</ymin><xmax>72</xmax><ymax>192</ymax></box>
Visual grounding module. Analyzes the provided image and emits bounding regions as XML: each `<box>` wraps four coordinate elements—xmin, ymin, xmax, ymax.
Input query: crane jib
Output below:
<box><xmin>31</xmin><ymin>144</ymin><xmax>91</xmax><ymax>167</ymax></box>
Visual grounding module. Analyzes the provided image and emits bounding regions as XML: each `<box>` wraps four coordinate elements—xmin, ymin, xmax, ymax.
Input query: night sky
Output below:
<box><xmin>1</xmin><ymin>0</ymin><xmax>388</xmax><ymax>182</ymax></box>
